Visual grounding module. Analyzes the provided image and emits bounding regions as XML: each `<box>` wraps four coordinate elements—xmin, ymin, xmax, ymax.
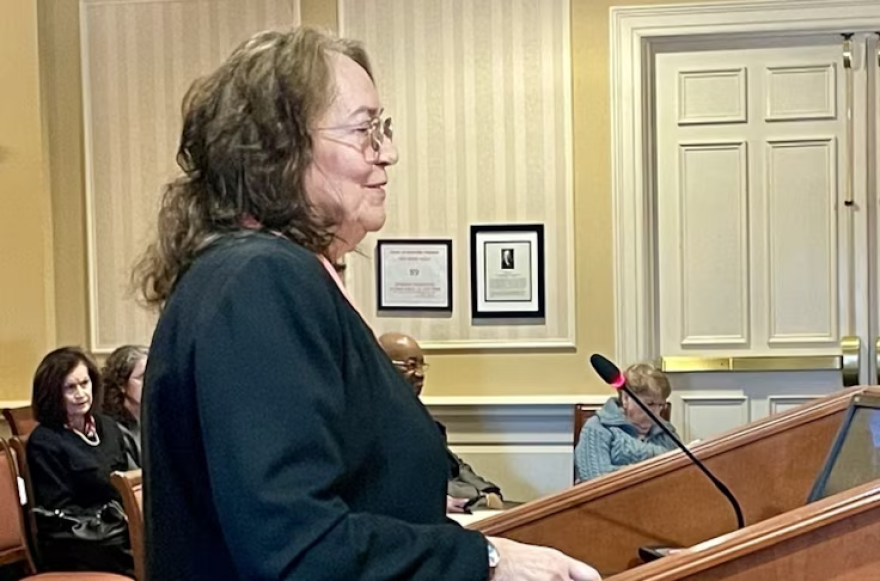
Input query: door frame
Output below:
<box><xmin>611</xmin><ymin>0</ymin><xmax>880</xmax><ymax>376</ymax></box>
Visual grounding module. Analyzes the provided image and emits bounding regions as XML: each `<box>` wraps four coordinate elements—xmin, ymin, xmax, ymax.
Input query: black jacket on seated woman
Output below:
<box><xmin>26</xmin><ymin>346</ymin><xmax>133</xmax><ymax>577</ymax></box>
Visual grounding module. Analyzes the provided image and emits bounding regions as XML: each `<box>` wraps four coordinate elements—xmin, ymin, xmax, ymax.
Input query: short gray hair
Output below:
<box><xmin>624</xmin><ymin>363</ymin><xmax>671</xmax><ymax>400</ymax></box>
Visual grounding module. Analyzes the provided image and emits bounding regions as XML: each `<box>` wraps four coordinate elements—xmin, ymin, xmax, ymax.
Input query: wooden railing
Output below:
<box><xmin>471</xmin><ymin>387</ymin><xmax>875</xmax><ymax>577</ymax></box>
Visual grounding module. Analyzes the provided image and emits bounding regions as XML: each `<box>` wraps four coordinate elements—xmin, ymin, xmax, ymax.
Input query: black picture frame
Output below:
<box><xmin>469</xmin><ymin>224</ymin><xmax>545</xmax><ymax>319</ymax></box>
<box><xmin>375</xmin><ymin>239</ymin><xmax>453</xmax><ymax>312</ymax></box>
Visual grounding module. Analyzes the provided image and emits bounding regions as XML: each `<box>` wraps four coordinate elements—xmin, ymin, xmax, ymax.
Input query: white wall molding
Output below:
<box><xmin>418</xmin><ymin>340</ymin><xmax>578</xmax><ymax>352</ymax></box>
<box><xmin>424</xmin><ymin>396</ymin><xmax>607</xmax><ymax>445</ymax></box>
<box><xmin>421</xmin><ymin>394</ymin><xmax>608</xmax><ymax>407</ymax></box>
<box><xmin>421</xmin><ymin>396</ymin><xmax>607</xmax><ymax>499</ymax></box>
<box><xmin>679</xmin><ymin>394</ymin><xmax>749</xmax><ymax>441</ymax></box>
<box><xmin>610</xmin><ymin>0</ymin><xmax>880</xmax><ymax>365</ymax></box>
<box><xmin>767</xmin><ymin>394</ymin><xmax>821</xmax><ymax>415</ymax></box>
<box><xmin>0</xmin><ymin>400</ymin><xmax>31</xmax><ymax>409</ymax></box>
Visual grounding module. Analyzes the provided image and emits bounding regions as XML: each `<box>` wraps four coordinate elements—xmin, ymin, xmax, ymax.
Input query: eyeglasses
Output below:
<box><xmin>316</xmin><ymin>114</ymin><xmax>393</xmax><ymax>159</ymax></box>
<box><xmin>391</xmin><ymin>359</ymin><xmax>429</xmax><ymax>373</ymax></box>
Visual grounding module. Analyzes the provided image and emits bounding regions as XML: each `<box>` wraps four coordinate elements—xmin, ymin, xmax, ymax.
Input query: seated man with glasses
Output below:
<box><xmin>574</xmin><ymin>362</ymin><xmax>678</xmax><ymax>482</ymax></box>
<box><xmin>378</xmin><ymin>332</ymin><xmax>505</xmax><ymax>512</ymax></box>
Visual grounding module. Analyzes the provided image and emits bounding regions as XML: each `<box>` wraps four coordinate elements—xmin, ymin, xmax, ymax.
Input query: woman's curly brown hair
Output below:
<box><xmin>101</xmin><ymin>345</ymin><xmax>148</xmax><ymax>427</ymax></box>
<box><xmin>134</xmin><ymin>27</ymin><xmax>373</xmax><ymax>307</ymax></box>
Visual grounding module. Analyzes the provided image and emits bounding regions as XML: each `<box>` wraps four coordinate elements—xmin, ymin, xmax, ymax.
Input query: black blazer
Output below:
<box><xmin>27</xmin><ymin>413</ymin><xmax>128</xmax><ymax>513</ymax></box>
<box><xmin>143</xmin><ymin>233</ymin><xmax>488</xmax><ymax>580</ymax></box>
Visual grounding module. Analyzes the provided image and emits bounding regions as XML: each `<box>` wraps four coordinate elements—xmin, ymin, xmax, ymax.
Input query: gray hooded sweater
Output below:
<box><xmin>574</xmin><ymin>397</ymin><xmax>679</xmax><ymax>482</ymax></box>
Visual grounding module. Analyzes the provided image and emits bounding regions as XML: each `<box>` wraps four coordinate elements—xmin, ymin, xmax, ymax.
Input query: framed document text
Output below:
<box><xmin>376</xmin><ymin>239</ymin><xmax>453</xmax><ymax>312</ymax></box>
<box><xmin>470</xmin><ymin>224</ymin><xmax>545</xmax><ymax>319</ymax></box>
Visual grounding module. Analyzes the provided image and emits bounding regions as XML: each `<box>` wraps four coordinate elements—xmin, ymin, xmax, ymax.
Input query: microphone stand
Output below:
<box><xmin>622</xmin><ymin>385</ymin><xmax>745</xmax><ymax>529</ymax></box>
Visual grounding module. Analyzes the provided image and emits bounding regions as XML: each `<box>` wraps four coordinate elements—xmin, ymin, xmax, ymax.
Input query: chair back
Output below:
<box><xmin>9</xmin><ymin>435</ymin><xmax>41</xmax><ymax>568</ymax></box>
<box><xmin>1</xmin><ymin>439</ymin><xmax>134</xmax><ymax>580</ymax></box>
<box><xmin>572</xmin><ymin>404</ymin><xmax>598</xmax><ymax>448</ymax></box>
<box><xmin>573</xmin><ymin>405</ymin><xmax>598</xmax><ymax>483</ymax></box>
<box><xmin>2</xmin><ymin>407</ymin><xmax>37</xmax><ymax>437</ymax></box>
<box><xmin>111</xmin><ymin>469</ymin><xmax>144</xmax><ymax>581</ymax></box>
<box><xmin>0</xmin><ymin>438</ymin><xmax>36</xmax><ymax>572</ymax></box>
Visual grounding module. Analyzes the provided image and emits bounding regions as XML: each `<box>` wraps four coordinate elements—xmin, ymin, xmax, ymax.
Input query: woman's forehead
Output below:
<box><xmin>67</xmin><ymin>363</ymin><xmax>89</xmax><ymax>377</ymax></box>
<box><xmin>325</xmin><ymin>54</ymin><xmax>380</xmax><ymax>121</ymax></box>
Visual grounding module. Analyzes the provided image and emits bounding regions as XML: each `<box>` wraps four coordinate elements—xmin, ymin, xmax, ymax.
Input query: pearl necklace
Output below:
<box><xmin>66</xmin><ymin>420</ymin><xmax>101</xmax><ymax>447</ymax></box>
<box><xmin>71</xmin><ymin>427</ymin><xmax>101</xmax><ymax>446</ymax></box>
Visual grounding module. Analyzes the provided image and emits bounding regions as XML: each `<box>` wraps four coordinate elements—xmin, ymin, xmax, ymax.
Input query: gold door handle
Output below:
<box><xmin>876</xmin><ymin>337</ymin><xmax>880</xmax><ymax>385</ymax></box>
<box><xmin>841</xmin><ymin>336</ymin><xmax>861</xmax><ymax>387</ymax></box>
<box><xmin>659</xmin><ymin>356</ymin><xmax>841</xmax><ymax>372</ymax></box>
<box><xmin>658</xmin><ymin>337</ymin><xmax>862</xmax><ymax>387</ymax></box>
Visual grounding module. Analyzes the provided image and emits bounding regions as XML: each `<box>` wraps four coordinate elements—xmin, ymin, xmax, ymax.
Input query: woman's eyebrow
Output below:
<box><xmin>345</xmin><ymin>105</ymin><xmax>382</xmax><ymax>120</ymax></box>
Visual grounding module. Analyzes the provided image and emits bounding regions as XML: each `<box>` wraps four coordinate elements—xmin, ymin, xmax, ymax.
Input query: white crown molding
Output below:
<box><xmin>421</xmin><ymin>394</ymin><xmax>608</xmax><ymax>407</ymax></box>
<box><xmin>610</xmin><ymin>0</ymin><xmax>880</xmax><ymax>367</ymax></box>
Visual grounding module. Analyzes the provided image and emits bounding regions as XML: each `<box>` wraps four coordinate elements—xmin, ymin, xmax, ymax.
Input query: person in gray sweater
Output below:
<box><xmin>574</xmin><ymin>363</ymin><xmax>678</xmax><ymax>482</ymax></box>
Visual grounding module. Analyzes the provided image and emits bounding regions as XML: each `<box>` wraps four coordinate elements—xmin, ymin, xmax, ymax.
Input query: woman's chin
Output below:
<box><xmin>364</xmin><ymin>212</ymin><xmax>387</xmax><ymax>232</ymax></box>
<box><xmin>67</xmin><ymin>407</ymin><xmax>91</xmax><ymax>420</ymax></box>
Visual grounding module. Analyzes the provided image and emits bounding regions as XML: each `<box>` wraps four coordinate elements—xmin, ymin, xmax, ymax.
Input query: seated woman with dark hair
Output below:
<box><xmin>574</xmin><ymin>363</ymin><xmax>678</xmax><ymax>482</ymax></box>
<box><xmin>101</xmin><ymin>345</ymin><xmax>148</xmax><ymax>468</ymax></box>
<box><xmin>26</xmin><ymin>346</ymin><xmax>134</xmax><ymax>576</ymax></box>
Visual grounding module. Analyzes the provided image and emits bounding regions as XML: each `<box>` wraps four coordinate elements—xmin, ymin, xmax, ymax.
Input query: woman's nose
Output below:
<box><xmin>376</xmin><ymin>138</ymin><xmax>399</xmax><ymax>166</ymax></box>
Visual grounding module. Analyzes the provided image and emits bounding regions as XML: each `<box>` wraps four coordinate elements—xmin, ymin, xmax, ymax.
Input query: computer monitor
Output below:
<box><xmin>807</xmin><ymin>394</ymin><xmax>880</xmax><ymax>503</ymax></box>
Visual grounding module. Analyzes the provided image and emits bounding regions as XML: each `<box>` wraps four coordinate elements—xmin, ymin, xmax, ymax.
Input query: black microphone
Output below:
<box><xmin>590</xmin><ymin>353</ymin><xmax>745</xmax><ymax>530</ymax></box>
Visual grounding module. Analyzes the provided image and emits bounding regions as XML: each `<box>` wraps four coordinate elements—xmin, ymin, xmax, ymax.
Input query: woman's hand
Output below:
<box><xmin>446</xmin><ymin>496</ymin><xmax>470</xmax><ymax>514</ymax></box>
<box><xmin>487</xmin><ymin>537</ymin><xmax>601</xmax><ymax>581</ymax></box>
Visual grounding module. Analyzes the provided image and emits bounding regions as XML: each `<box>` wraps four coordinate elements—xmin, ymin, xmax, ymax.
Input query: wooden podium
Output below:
<box><xmin>604</xmin><ymin>479</ymin><xmax>880</xmax><ymax>580</ymax></box>
<box><xmin>469</xmin><ymin>387</ymin><xmax>880</xmax><ymax>579</ymax></box>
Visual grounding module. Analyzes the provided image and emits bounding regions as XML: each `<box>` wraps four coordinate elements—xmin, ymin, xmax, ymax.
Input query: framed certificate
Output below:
<box><xmin>376</xmin><ymin>239</ymin><xmax>453</xmax><ymax>312</ymax></box>
<box><xmin>470</xmin><ymin>224</ymin><xmax>545</xmax><ymax>319</ymax></box>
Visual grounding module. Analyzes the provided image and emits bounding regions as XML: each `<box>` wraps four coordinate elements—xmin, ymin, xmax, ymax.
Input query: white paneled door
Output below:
<box><xmin>654</xmin><ymin>35</ymin><xmax>878</xmax><ymax>441</ymax></box>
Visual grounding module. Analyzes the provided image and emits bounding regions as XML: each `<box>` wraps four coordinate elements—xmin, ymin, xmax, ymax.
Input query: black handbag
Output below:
<box><xmin>34</xmin><ymin>500</ymin><xmax>129</xmax><ymax>544</ymax></box>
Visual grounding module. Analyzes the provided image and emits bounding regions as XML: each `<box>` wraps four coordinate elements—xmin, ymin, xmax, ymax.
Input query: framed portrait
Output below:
<box><xmin>376</xmin><ymin>239</ymin><xmax>453</xmax><ymax>312</ymax></box>
<box><xmin>470</xmin><ymin>224</ymin><xmax>545</xmax><ymax>319</ymax></box>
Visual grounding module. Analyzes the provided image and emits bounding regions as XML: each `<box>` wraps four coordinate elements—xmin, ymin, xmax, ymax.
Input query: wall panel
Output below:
<box><xmin>82</xmin><ymin>0</ymin><xmax>301</xmax><ymax>352</ymax></box>
<box><xmin>340</xmin><ymin>0</ymin><xmax>575</xmax><ymax>349</ymax></box>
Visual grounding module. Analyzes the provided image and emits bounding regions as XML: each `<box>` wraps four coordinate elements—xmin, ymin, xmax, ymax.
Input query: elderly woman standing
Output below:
<box><xmin>101</xmin><ymin>345</ymin><xmax>148</xmax><ymax>468</ymax></box>
<box><xmin>135</xmin><ymin>27</ymin><xmax>599</xmax><ymax>581</ymax></box>
<box><xmin>575</xmin><ymin>363</ymin><xmax>678</xmax><ymax>482</ymax></box>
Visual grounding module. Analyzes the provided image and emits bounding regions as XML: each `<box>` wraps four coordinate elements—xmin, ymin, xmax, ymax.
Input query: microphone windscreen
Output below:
<box><xmin>590</xmin><ymin>353</ymin><xmax>622</xmax><ymax>386</ymax></box>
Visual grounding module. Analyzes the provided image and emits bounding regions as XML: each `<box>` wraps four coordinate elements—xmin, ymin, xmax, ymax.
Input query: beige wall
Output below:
<box><xmin>40</xmin><ymin>0</ymin><xmax>89</xmax><ymax>352</ymax></box>
<box><xmin>425</xmin><ymin>0</ymin><xmax>677</xmax><ymax>396</ymax></box>
<box><xmin>0</xmin><ymin>0</ymin><xmax>678</xmax><ymax>401</ymax></box>
<box><xmin>0</xmin><ymin>1</ymin><xmax>56</xmax><ymax>401</ymax></box>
